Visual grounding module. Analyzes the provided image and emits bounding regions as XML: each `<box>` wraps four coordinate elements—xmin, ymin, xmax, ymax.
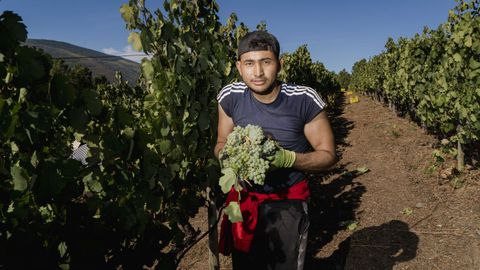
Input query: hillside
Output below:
<box><xmin>25</xmin><ymin>39</ymin><xmax>141</xmax><ymax>84</ymax></box>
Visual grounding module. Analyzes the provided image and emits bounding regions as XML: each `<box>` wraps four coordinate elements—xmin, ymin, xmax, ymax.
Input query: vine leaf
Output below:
<box><xmin>224</xmin><ymin>201</ymin><xmax>243</xmax><ymax>223</ymax></box>
<box><xmin>119</xmin><ymin>4</ymin><xmax>134</xmax><ymax>24</ymax></box>
<box><xmin>198</xmin><ymin>110</ymin><xmax>210</xmax><ymax>130</ymax></box>
<box><xmin>219</xmin><ymin>167</ymin><xmax>237</xmax><ymax>194</ymax></box>
<box><xmin>11</xmin><ymin>164</ymin><xmax>28</xmax><ymax>191</ymax></box>
<box><xmin>142</xmin><ymin>60</ymin><xmax>154</xmax><ymax>81</ymax></box>
<box><xmin>128</xmin><ymin>32</ymin><xmax>143</xmax><ymax>51</ymax></box>
<box><xmin>0</xmin><ymin>11</ymin><xmax>27</xmax><ymax>43</ymax></box>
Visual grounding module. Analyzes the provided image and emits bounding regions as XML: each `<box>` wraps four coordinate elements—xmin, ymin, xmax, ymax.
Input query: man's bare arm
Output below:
<box><xmin>293</xmin><ymin>111</ymin><xmax>337</xmax><ymax>172</ymax></box>
<box><xmin>214</xmin><ymin>104</ymin><xmax>234</xmax><ymax>159</ymax></box>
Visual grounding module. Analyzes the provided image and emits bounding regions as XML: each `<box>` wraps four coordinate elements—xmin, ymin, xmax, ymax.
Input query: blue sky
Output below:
<box><xmin>0</xmin><ymin>0</ymin><xmax>456</xmax><ymax>72</ymax></box>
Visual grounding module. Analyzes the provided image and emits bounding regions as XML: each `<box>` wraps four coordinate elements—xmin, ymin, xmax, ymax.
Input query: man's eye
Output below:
<box><xmin>263</xmin><ymin>60</ymin><xmax>271</xmax><ymax>65</ymax></box>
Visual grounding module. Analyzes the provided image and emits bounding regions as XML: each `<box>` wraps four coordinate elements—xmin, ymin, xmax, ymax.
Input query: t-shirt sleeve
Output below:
<box><xmin>217</xmin><ymin>85</ymin><xmax>234</xmax><ymax>117</ymax></box>
<box><xmin>302</xmin><ymin>87</ymin><xmax>326</xmax><ymax>123</ymax></box>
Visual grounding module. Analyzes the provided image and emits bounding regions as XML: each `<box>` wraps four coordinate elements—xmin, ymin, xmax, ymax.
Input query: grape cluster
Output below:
<box><xmin>220</xmin><ymin>124</ymin><xmax>277</xmax><ymax>186</ymax></box>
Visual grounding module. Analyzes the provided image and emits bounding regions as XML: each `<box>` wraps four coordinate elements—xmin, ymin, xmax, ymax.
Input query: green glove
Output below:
<box><xmin>269</xmin><ymin>147</ymin><xmax>296</xmax><ymax>169</ymax></box>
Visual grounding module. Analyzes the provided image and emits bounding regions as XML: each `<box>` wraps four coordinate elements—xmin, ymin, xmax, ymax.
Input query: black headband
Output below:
<box><xmin>237</xmin><ymin>31</ymin><xmax>280</xmax><ymax>60</ymax></box>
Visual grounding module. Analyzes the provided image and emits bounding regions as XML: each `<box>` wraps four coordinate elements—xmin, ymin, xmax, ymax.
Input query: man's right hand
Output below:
<box><xmin>218</xmin><ymin>148</ymin><xmax>228</xmax><ymax>169</ymax></box>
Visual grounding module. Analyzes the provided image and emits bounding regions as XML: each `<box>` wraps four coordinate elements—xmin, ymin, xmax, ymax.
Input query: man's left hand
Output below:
<box><xmin>268</xmin><ymin>146</ymin><xmax>296</xmax><ymax>169</ymax></box>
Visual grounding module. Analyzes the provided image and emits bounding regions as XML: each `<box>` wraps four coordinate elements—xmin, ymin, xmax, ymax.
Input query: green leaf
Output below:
<box><xmin>225</xmin><ymin>61</ymin><xmax>232</xmax><ymax>76</ymax></box>
<box><xmin>142</xmin><ymin>60</ymin><xmax>154</xmax><ymax>81</ymax></box>
<box><xmin>140</xmin><ymin>30</ymin><xmax>151</xmax><ymax>52</ymax></box>
<box><xmin>10</xmin><ymin>141</ymin><xmax>19</xmax><ymax>153</ymax></box>
<box><xmin>347</xmin><ymin>221</ymin><xmax>358</xmax><ymax>231</ymax></box>
<box><xmin>355</xmin><ymin>166</ymin><xmax>369</xmax><ymax>174</ymax></box>
<box><xmin>472</xmin><ymin>39</ymin><xmax>480</xmax><ymax>53</ymax></box>
<box><xmin>175</xmin><ymin>57</ymin><xmax>186</xmax><ymax>73</ymax></box>
<box><xmin>74</xmin><ymin>132</ymin><xmax>84</xmax><ymax>142</ymax></box>
<box><xmin>31</xmin><ymin>151</ymin><xmax>39</xmax><ymax>168</ymax></box>
<box><xmin>0</xmin><ymin>11</ymin><xmax>28</xmax><ymax>45</ymax></box>
<box><xmin>83</xmin><ymin>172</ymin><xmax>93</xmax><ymax>183</ymax></box>
<box><xmin>182</xmin><ymin>109</ymin><xmax>190</xmax><ymax>121</ymax></box>
<box><xmin>161</xmin><ymin>126</ymin><xmax>170</xmax><ymax>137</ymax></box>
<box><xmin>88</xmin><ymin>180</ymin><xmax>103</xmax><ymax>193</ymax></box>
<box><xmin>18</xmin><ymin>87</ymin><xmax>27</xmax><ymax>103</ymax></box>
<box><xmin>0</xmin><ymin>156</ymin><xmax>7</xmax><ymax>175</ymax></box>
<box><xmin>224</xmin><ymin>201</ymin><xmax>243</xmax><ymax>223</ymax></box>
<box><xmin>128</xmin><ymin>32</ymin><xmax>143</xmax><ymax>52</ymax></box>
<box><xmin>69</xmin><ymin>107</ymin><xmax>88</xmax><ymax>131</ymax></box>
<box><xmin>16</xmin><ymin>47</ymin><xmax>46</xmax><ymax>83</ymax></box>
<box><xmin>123</xmin><ymin>127</ymin><xmax>135</xmax><ymax>139</ymax></box>
<box><xmin>465</xmin><ymin>35</ymin><xmax>472</xmax><ymax>48</ymax></box>
<box><xmin>144</xmin><ymin>94</ymin><xmax>157</xmax><ymax>109</ymax></box>
<box><xmin>35</xmin><ymin>161</ymin><xmax>70</xmax><ymax>202</ymax></box>
<box><xmin>82</xmin><ymin>90</ymin><xmax>103</xmax><ymax>116</ymax></box>
<box><xmin>469</xmin><ymin>58</ymin><xmax>480</xmax><ymax>70</ymax></box>
<box><xmin>11</xmin><ymin>164</ymin><xmax>28</xmax><ymax>191</ymax></box>
<box><xmin>471</xmin><ymin>114</ymin><xmax>477</xmax><ymax>123</ymax></box>
<box><xmin>51</xmin><ymin>74</ymin><xmax>76</xmax><ymax>107</ymax></box>
<box><xmin>58</xmin><ymin>242</ymin><xmax>68</xmax><ymax>258</ymax></box>
<box><xmin>39</xmin><ymin>204</ymin><xmax>55</xmax><ymax>223</ymax></box>
<box><xmin>402</xmin><ymin>207</ymin><xmax>413</xmax><ymax>216</ymax></box>
<box><xmin>83</xmin><ymin>172</ymin><xmax>103</xmax><ymax>193</ymax></box>
<box><xmin>120</xmin><ymin>4</ymin><xmax>134</xmax><ymax>23</ymax></box>
<box><xmin>159</xmin><ymin>139</ymin><xmax>171</xmax><ymax>154</ymax></box>
<box><xmin>198</xmin><ymin>110</ymin><xmax>210</xmax><ymax>130</ymax></box>
<box><xmin>453</xmin><ymin>53</ymin><xmax>462</xmax><ymax>62</ymax></box>
<box><xmin>116</xmin><ymin>107</ymin><xmax>133</xmax><ymax>127</ymax></box>
<box><xmin>219</xmin><ymin>168</ymin><xmax>237</xmax><ymax>193</ymax></box>
<box><xmin>170</xmin><ymin>163</ymin><xmax>180</xmax><ymax>174</ymax></box>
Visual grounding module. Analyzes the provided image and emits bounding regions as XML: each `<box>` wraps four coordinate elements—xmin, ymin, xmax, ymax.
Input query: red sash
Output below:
<box><xmin>219</xmin><ymin>180</ymin><xmax>310</xmax><ymax>255</ymax></box>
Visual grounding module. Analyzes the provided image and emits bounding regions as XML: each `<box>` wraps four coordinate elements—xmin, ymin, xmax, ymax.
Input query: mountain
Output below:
<box><xmin>25</xmin><ymin>39</ymin><xmax>141</xmax><ymax>84</ymax></box>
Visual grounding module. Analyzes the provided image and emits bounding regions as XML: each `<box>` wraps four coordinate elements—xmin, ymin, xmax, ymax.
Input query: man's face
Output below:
<box><xmin>236</xmin><ymin>50</ymin><xmax>281</xmax><ymax>94</ymax></box>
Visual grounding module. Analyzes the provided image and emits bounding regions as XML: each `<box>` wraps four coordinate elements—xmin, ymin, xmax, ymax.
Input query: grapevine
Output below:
<box><xmin>349</xmin><ymin>0</ymin><xmax>480</xmax><ymax>170</ymax></box>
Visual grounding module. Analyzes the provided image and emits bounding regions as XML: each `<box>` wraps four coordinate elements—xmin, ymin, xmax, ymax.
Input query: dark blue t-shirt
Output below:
<box><xmin>217</xmin><ymin>81</ymin><xmax>326</xmax><ymax>193</ymax></box>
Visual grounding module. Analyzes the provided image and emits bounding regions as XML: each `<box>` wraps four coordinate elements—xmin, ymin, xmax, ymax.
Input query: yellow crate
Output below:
<box><xmin>349</xmin><ymin>95</ymin><xmax>359</xmax><ymax>104</ymax></box>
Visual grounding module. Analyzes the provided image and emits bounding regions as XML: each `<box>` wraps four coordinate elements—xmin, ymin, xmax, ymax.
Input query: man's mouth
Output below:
<box><xmin>251</xmin><ymin>80</ymin><xmax>266</xmax><ymax>85</ymax></box>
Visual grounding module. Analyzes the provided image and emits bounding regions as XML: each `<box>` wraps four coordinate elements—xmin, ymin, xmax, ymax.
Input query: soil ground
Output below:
<box><xmin>178</xmin><ymin>94</ymin><xmax>480</xmax><ymax>270</ymax></box>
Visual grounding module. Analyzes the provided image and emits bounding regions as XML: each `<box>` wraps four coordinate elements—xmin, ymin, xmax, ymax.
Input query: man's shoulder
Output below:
<box><xmin>217</xmin><ymin>82</ymin><xmax>248</xmax><ymax>102</ymax></box>
<box><xmin>281</xmin><ymin>83</ymin><xmax>316</xmax><ymax>95</ymax></box>
<box><xmin>281</xmin><ymin>83</ymin><xmax>325</xmax><ymax>108</ymax></box>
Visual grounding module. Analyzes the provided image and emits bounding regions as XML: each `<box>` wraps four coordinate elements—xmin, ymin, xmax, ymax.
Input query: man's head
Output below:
<box><xmin>236</xmin><ymin>31</ymin><xmax>282</xmax><ymax>96</ymax></box>
<box><xmin>237</xmin><ymin>31</ymin><xmax>280</xmax><ymax>61</ymax></box>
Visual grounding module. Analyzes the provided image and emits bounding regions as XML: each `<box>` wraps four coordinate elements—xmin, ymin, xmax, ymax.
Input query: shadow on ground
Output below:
<box><xmin>305</xmin><ymin>167</ymin><xmax>367</xmax><ymax>270</ymax></box>
<box><xmin>328</xmin><ymin>95</ymin><xmax>354</xmax><ymax>160</ymax></box>
<box><xmin>307</xmin><ymin>219</ymin><xmax>420</xmax><ymax>270</ymax></box>
<box><xmin>305</xmin><ymin>96</ymin><xmax>419</xmax><ymax>269</ymax></box>
<box><xmin>304</xmin><ymin>95</ymin><xmax>362</xmax><ymax>269</ymax></box>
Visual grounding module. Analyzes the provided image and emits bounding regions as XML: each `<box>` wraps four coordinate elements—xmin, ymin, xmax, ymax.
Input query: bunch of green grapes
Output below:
<box><xmin>220</xmin><ymin>124</ymin><xmax>277</xmax><ymax>185</ymax></box>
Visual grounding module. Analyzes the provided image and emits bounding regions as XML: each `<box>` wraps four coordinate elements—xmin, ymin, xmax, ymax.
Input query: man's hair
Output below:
<box><xmin>237</xmin><ymin>31</ymin><xmax>280</xmax><ymax>60</ymax></box>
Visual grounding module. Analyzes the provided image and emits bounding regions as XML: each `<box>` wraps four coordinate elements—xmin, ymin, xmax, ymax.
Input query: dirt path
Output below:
<box><xmin>180</xmin><ymin>95</ymin><xmax>480</xmax><ymax>270</ymax></box>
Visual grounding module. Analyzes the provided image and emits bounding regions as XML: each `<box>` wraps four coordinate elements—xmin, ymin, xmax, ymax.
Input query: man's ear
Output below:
<box><xmin>236</xmin><ymin>60</ymin><xmax>242</xmax><ymax>76</ymax></box>
<box><xmin>278</xmin><ymin>57</ymin><xmax>284</xmax><ymax>73</ymax></box>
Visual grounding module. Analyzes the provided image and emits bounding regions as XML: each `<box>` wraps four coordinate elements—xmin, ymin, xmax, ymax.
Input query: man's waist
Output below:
<box><xmin>248</xmin><ymin>168</ymin><xmax>305</xmax><ymax>193</ymax></box>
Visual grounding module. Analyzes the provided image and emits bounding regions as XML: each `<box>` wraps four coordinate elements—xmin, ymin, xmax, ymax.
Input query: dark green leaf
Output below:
<box><xmin>198</xmin><ymin>110</ymin><xmax>210</xmax><ymax>130</ymax></box>
<box><xmin>11</xmin><ymin>164</ymin><xmax>28</xmax><ymax>191</ymax></box>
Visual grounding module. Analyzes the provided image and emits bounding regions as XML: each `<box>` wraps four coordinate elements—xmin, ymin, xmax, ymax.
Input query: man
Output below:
<box><xmin>215</xmin><ymin>31</ymin><xmax>337</xmax><ymax>270</ymax></box>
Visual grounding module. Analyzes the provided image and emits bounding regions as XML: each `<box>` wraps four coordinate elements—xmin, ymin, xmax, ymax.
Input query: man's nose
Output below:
<box><xmin>254</xmin><ymin>62</ymin><xmax>264</xmax><ymax>77</ymax></box>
